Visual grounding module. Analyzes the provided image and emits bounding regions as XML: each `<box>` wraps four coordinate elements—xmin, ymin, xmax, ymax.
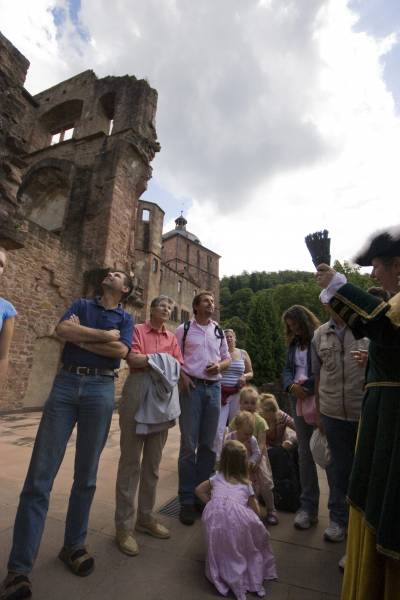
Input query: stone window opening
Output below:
<box><xmin>171</xmin><ymin>306</ymin><xmax>178</xmax><ymax>322</ymax></box>
<box><xmin>178</xmin><ymin>280</ymin><xmax>182</xmax><ymax>294</ymax></box>
<box><xmin>142</xmin><ymin>209</ymin><xmax>150</xmax><ymax>221</ymax></box>
<box><xmin>51</xmin><ymin>126</ymin><xmax>74</xmax><ymax>145</ymax></box>
<box><xmin>99</xmin><ymin>92</ymin><xmax>116</xmax><ymax>136</ymax></box>
<box><xmin>40</xmin><ymin>99</ymin><xmax>83</xmax><ymax>147</ymax></box>
<box><xmin>152</xmin><ymin>258</ymin><xmax>158</xmax><ymax>273</ymax></box>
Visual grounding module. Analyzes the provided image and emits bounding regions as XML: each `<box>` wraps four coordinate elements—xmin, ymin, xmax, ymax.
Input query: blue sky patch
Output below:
<box><xmin>51</xmin><ymin>0</ymin><xmax>90</xmax><ymax>42</ymax></box>
<box><xmin>350</xmin><ymin>0</ymin><xmax>400</xmax><ymax>111</ymax></box>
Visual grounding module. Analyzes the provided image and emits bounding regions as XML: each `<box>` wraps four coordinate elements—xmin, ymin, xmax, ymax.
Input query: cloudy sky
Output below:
<box><xmin>1</xmin><ymin>0</ymin><xmax>400</xmax><ymax>276</ymax></box>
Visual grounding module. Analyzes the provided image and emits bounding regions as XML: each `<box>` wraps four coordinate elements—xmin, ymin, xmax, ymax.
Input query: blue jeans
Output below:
<box><xmin>178</xmin><ymin>381</ymin><xmax>220</xmax><ymax>505</ymax></box>
<box><xmin>321</xmin><ymin>414</ymin><xmax>358</xmax><ymax>527</ymax></box>
<box><xmin>8</xmin><ymin>370</ymin><xmax>114</xmax><ymax>574</ymax></box>
<box><xmin>292</xmin><ymin>411</ymin><xmax>320</xmax><ymax>517</ymax></box>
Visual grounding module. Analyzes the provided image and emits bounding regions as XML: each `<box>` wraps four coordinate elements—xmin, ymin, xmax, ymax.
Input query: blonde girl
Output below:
<box><xmin>230</xmin><ymin>388</ymin><xmax>279</xmax><ymax>525</ymax></box>
<box><xmin>259</xmin><ymin>393</ymin><xmax>297</xmax><ymax>450</ymax></box>
<box><xmin>196</xmin><ymin>440</ymin><xmax>277</xmax><ymax>600</ymax></box>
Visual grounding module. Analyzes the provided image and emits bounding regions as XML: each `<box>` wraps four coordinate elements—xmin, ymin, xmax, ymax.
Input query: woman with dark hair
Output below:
<box><xmin>316</xmin><ymin>226</ymin><xmax>400</xmax><ymax>600</ymax></box>
<box><xmin>282</xmin><ymin>305</ymin><xmax>321</xmax><ymax>530</ymax></box>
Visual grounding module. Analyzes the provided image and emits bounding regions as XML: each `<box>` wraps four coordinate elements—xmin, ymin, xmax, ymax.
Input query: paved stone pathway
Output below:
<box><xmin>0</xmin><ymin>413</ymin><xmax>344</xmax><ymax>599</ymax></box>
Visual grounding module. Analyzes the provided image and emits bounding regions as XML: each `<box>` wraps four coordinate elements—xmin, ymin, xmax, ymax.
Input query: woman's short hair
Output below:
<box><xmin>150</xmin><ymin>295</ymin><xmax>175</xmax><ymax>309</ymax></box>
<box><xmin>223</xmin><ymin>328</ymin><xmax>235</xmax><ymax>336</ymax></box>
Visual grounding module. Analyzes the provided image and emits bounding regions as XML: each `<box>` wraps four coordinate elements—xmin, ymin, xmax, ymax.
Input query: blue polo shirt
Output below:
<box><xmin>60</xmin><ymin>297</ymin><xmax>134</xmax><ymax>370</ymax></box>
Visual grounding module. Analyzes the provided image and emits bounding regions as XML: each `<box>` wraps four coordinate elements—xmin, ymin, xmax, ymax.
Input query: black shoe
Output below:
<box><xmin>179</xmin><ymin>504</ymin><xmax>196</xmax><ymax>526</ymax></box>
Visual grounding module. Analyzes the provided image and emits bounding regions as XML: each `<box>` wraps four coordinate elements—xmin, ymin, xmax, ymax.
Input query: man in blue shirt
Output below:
<box><xmin>1</xmin><ymin>271</ymin><xmax>134</xmax><ymax>600</ymax></box>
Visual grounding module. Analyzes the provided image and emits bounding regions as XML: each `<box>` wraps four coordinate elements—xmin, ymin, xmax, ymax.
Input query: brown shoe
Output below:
<box><xmin>0</xmin><ymin>573</ymin><xmax>32</xmax><ymax>599</ymax></box>
<box><xmin>115</xmin><ymin>530</ymin><xmax>139</xmax><ymax>556</ymax></box>
<box><xmin>135</xmin><ymin>520</ymin><xmax>170</xmax><ymax>539</ymax></box>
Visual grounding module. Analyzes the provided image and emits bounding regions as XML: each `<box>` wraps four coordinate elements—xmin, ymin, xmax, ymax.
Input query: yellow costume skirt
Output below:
<box><xmin>341</xmin><ymin>507</ymin><xmax>400</xmax><ymax>600</ymax></box>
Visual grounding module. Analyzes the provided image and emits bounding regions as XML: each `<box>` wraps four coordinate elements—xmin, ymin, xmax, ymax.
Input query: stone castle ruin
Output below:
<box><xmin>0</xmin><ymin>32</ymin><xmax>220</xmax><ymax>411</ymax></box>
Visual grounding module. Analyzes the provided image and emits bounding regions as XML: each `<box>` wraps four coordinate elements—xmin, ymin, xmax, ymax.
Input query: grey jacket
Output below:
<box><xmin>311</xmin><ymin>322</ymin><xmax>369</xmax><ymax>421</ymax></box>
<box><xmin>135</xmin><ymin>352</ymin><xmax>181</xmax><ymax>433</ymax></box>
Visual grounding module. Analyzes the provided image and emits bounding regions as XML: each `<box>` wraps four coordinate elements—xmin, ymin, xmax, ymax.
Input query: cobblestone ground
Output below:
<box><xmin>0</xmin><ymin>413</ymin><xmax>344</xmax><ymax>599</ymax></box>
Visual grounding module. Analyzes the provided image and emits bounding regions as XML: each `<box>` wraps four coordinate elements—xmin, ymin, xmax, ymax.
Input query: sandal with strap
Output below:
<box><xmin>0</xmin><ymin>573</ymin><xmax>32</xmax><ymax>600</ymax></box>
<box><xmin>58</xmin><ymin>547</ymin><xmax>95</xmax><ymax>577</ymax></box>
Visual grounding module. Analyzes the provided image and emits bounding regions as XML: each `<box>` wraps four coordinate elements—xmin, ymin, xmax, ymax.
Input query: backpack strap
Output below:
<box><xmin>181</xmin><ymin>320</ymin><xmax>191</xmax><ymax>355</ymax></box>
<box><xmin>181</xmin><ymin>321</ymin><xmax>224</xmax><ymax>355</ymax></box>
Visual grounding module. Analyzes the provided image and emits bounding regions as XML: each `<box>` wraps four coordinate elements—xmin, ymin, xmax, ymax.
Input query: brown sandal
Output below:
<box><xmin>0</xmin><ymin>573</ymin><xmax>32</xmax><ymax>599</ymax></box>
<box><xmin>58</xmin><ymin>547</ymin><xmax>95</xmax><ymax>577</ymax></box>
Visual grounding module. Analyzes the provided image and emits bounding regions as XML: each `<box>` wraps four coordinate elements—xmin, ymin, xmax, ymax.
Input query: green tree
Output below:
<box><xmin>229</xmin><ymin>287</ymin><xmax>254</xmax><ymax>321</ymax></box>
<box><xmin>245</xmin><ymin>290</ymin><xmax>285</xmax><ymax>386</ymax></box>
<box><xmin>333</xmin><ymin>260</ymin><xmax>374</xmax><ymax>290</ymax></box>
<box><xmin>271</xmin><ymin>281</ymin><xmax>324</xmax><ymax>322</ymax></box>
<box><xmin>219</xmin><ymin>286</ymin><xmax>232</xmax><ymax>321</ymax></box>
<box><xmin>221</xmin><ymin>316</ymin><xmax>249</xmax><ymax>349</ymax></box>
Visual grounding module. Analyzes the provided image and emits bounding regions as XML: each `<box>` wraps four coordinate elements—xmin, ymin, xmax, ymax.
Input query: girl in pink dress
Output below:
<box><xmin>195</xmin><ymin>439</ymin><xmax>277</xmax><ymax>600</ymax></box>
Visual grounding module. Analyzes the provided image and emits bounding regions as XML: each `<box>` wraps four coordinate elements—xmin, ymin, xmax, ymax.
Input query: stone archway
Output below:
<box><xmin>17</xmin><ymin>159</ymin><xmax>73</xmax><ymax>232</ymax></box>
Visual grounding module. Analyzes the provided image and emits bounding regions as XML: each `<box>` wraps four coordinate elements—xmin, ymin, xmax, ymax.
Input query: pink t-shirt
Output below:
<box><xmin>175</xmin><ymin>319</ymin><xmax>230</xmax><ymax>380</ymax></box>
<box><xmin>131</xmin><ymin>321</ymin><xmax>183</xmax><ymax>373</ymax></box>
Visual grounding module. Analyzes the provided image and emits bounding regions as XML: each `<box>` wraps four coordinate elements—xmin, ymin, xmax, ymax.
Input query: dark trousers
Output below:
<box><xmin>321</xmin><ymin>414</ymin><xmax>358</xmax><ymax>527</ymax></box>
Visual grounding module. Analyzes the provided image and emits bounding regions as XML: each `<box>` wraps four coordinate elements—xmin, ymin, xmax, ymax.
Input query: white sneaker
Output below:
<box><xmin>338</xmin><ymin>554</ymin><xmax>346</xmax><ymax>571</ymax></box>
<box><xmin>324</xmin><ymin>521</ymin><xmax>346</xmax><ymax>542</ymax></box>
<box><xmin>294</xmin><ymin>510</ymin><xmax>318</xmax><ymax>530</ymax></box>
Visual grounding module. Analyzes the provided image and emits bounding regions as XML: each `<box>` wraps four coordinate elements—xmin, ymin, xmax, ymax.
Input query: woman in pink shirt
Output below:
<box><xmin>115</xmin><ymin>295</ymin><xmax>183</xmax><ymax>557</ymax></box>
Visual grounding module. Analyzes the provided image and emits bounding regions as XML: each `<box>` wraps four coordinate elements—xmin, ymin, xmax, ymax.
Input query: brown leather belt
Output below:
<box><xmin>62</xmin><ymin>365</ymin><xmax>117</xmax><ymax>378</ymax></box>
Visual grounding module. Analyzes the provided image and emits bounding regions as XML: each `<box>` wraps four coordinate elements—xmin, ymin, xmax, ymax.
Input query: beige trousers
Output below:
<box><xmin>115</xmin><ymin>374</ymin><xmax>169</xmax><ymax>531</ymax></box>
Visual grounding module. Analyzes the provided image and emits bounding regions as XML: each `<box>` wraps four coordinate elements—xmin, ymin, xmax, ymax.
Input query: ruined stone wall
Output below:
<box><xmin>134</xmin><ymin>200</ymin><xmax>164</xmax><ymax>320</ymax></box>
<box><xmin>0</xmin><ymin>32</ymin><xmax>222</xmax><ymax>411</ymax></box>
<box><xmin>1</xmin><ymin>221</ymin><xmax>87</xmax><ymax>408</ymax></box>
<box><xmin>162</xmin><ymin>235</ymin><xmax>220</xmax><ymax>319</ymax></box>
<box><xmin>0</xmin><ymin>32</ymin><xmax>35</xmax><ymax>247</ymax></box>
<box><xmin>160</xmin><ymin>264</ymin><xmax>195</xmax><ymax>331</ymax></box>
<box><xmin>0</xmin><ymin>33</ymin><xmax>159</xmax><ymax>411</ymax></box>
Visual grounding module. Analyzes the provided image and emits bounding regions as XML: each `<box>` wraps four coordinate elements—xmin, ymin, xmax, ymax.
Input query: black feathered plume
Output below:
<box><xmin>305</xmin><ymin>230</ymin><xmax>331</xmax><ymax>267</ymax></box>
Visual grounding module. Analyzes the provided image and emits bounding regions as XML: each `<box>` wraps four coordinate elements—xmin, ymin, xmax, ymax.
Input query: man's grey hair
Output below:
<box><xmin>150</xmin><ymin>295</ymin><xmax>175</xmax><ymax>309</ymax></box>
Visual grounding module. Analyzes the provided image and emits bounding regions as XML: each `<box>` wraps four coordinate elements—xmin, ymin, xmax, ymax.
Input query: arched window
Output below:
<box><xmin>17</xmin><ymin>162</ymin><xmax>72</xmax><ymax>232</ymax></box>
<box><xmin>152</xmin><ymin>258</ymin><xmax>158</xmax><ymax>273</ymax></box>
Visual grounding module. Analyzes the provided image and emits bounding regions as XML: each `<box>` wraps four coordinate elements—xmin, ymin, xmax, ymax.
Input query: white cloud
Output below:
<box><xmin>1</xmin><ymin>0</ymin><xmax>399</xmax><ymax>275</ymax></box>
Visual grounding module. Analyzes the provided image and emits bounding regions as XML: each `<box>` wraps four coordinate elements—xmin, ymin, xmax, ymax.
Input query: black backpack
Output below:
<box><xmin>268</xmin><ymin>446</ymin><xmax>301</xmax><ymax>513</ymax></box>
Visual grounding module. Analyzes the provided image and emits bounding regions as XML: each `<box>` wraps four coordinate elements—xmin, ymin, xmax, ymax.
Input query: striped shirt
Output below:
<box><xmin>220</xmin><ymin>352</ymin><xmax>245</xmax><ymax>387</ymax></box>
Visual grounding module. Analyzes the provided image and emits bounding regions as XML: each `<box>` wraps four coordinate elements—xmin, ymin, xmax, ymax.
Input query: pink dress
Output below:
<box><xmin>202</xmin><ymin>473</ymin><xmax>277</xmax><ymax>600</ymax></box>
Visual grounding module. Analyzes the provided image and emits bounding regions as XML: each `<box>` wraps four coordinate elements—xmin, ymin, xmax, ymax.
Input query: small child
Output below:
<box><xmin>196</xmin><ymin>439</ymin><xmax>277</xmax><ymax>600</ymax></box>
<box><xmin>259</xmin><ymin>393</ymin><xmax>297</xmax><ymax>450</ymax></box>
<box><xmin>230</xmin><ymin>387</ymin><xmax>278</xmax><ymax>525</ymax></box>
<box><xmin>259</xmin><ymin>394</ymin><xmax>301</xmax><ymax>514</ymax></box>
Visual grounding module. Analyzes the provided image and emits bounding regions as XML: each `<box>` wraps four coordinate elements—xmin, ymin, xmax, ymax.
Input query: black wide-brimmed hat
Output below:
<box><xmin>354</xmin><ymin>226</ymin><xmax>400</xmax><ymax>266</ymax></box>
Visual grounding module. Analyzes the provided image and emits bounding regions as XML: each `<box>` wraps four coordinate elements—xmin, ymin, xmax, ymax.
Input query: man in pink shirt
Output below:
<box><xmin>115</xmin><ymin>295</ymin><xmax>183</xmax><ymax>556</ymax></box>
<box><xmin>175</xmin><ymin>291</ymin><xmax>231</xmax><ymax>525</ymax></box>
